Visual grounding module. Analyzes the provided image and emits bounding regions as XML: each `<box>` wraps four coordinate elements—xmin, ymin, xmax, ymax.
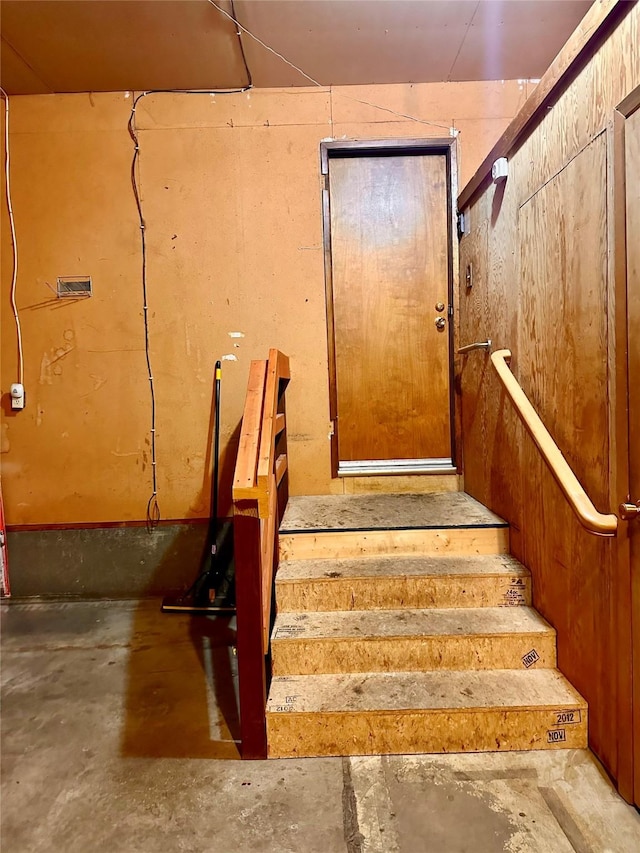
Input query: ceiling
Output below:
<box><xmin>0</xmin><ymin>0</ymin><xmax>593</xmax><ymax>95</ymax></box>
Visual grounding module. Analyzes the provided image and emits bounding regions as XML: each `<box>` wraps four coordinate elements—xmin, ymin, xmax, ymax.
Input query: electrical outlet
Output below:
<box><xmin>10</xmin><ymin>383</ymin><xmax>25</xmax><ymax>410</ymax></box>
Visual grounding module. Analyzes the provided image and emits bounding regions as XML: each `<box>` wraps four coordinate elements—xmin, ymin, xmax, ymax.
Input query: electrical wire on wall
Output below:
<box><xmin>230</xmin><ymin>0</ymin><xmax>252</xmax><ymax>88</ymax></box>
<box><xmin>127</xmin><ymin>97</ymin><xmax>160</xmax><ymax>530</ymax></box>
<box><xmin>130</xmin><ymin>0</ymin><xmax>453</xmax><ymax>530</ymax></box>
<box><xmin>207</xmin><ymin>0</ymin><xmax>454</xmax><ymax>133</ymax></box>
<box><xmin>127</xmin><ymin>85</ymin><xmax>250</xmax><ymax>530</ymax></box>
<box><xmin>1</xmin><ymin>87</ymin><xmax>24</xmax><ymax>387</ymax></box>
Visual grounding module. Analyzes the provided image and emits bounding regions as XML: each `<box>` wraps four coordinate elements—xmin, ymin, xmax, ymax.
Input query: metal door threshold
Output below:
<box><xmin>338</xmin><ymin>458</ymin><xmax>457</xmax><ymax>476</ymax></box>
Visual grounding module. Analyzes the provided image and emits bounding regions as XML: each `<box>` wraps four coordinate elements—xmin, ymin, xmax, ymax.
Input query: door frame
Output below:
<box><xmin>320</xmin><ymin>138</ymin><xmax>460</xmax><ymax>478</ymax></box>
<box><xmin>611</xmin><ymin>84</ymin><xmax>640</xmax><ymax>806</ymax></box>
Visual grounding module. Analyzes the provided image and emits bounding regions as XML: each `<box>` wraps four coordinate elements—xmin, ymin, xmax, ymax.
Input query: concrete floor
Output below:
<box><xmin>2</xmin><ymin>600</ymin><xmax>639</xmax><ymax>853</ymax></box>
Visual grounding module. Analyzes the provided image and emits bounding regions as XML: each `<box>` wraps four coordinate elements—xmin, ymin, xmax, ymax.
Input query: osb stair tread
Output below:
<box><xmin>271</xmin><ymin>606</ymin><xmax>553</xmax><ymax>641</ymax></box>
<box><xmin>278</xmin><ymin>526</ymin><xmax>510</xmax><ymax>562</ymax></box>
<box><xmin>280</xmin><ymin>492</ymin><xmax>507</xmax><ymax>534</ymax></box>
<box><xmin>276</xmin><ymin>554</ymin><xmax>529</xmax><ymax>582</ymax></box>
<box><xmin>267</xmin><ymin>669</ymin><xmax>586</xmax><ymax>714</ymax></box>
<box><xmin>275</xmin><ymin>554</ymin><xmax>531</xmax><ymax>612</ymax></box>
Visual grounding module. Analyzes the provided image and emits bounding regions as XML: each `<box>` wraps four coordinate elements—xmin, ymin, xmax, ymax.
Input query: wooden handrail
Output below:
<box><xmin>257</xmin><ymin>349</ymin><xmax>290</xmax><ymax>516</ymax></box>
<box><xmin>232</xmin><ymin>349</ymin><xmax>290</xmax><ymax>759</ymax></box>
<box><xmin>233</xmin><ymin>350</ymin><xmax>290</xmax><ymax>515</ymax></box>
<box><xmin>233</xmin><ymin>359</ymin><xmax>268</xmax><ymax>500</ymax></box>
<box><xmin>491</xmin><ymin>349</ymin><xmax>617</xmax><ymax>537</ymax></box>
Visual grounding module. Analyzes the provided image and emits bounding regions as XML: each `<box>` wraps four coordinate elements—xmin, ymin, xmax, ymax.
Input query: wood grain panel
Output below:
<box><xmin>519</xmin><ymin>136</ymin><xmax>609</xmax><ymax>508</ymax></box>
<box><xmin>329</xmin><ymin>153</ymin><xmax>450</xmax><ymax>463</ymax></box>
<box><xmin>458</xmin><ymin>0</ymin><xmax>636</xmax><ymax>209</ymax></box>
<box><xmin>624</xmin><ymin>103</ymin><xmax>640</xmax><ymax>805</ymax></box>
<box><xmin>459</xmin><ymin>8</ymin><xmax>640</xmax><ymax>798</ymax></box>
<box><xmin>458</xmin><ymin>188</ymin><xmax>525</xmax><ymax>559</ymax></box>
<box><xmin>517</xmin><ymin>6</ymin><xmax>640</xmax><ymax>208</ymax></box>
<box><xmin>608</xmin><ymin>110</ymin><xmax>634</xmax><ymax>805</ymax></box>
<box><xmin>458</xmin><ymin>211</ymin><xmax>490</xmax><ymax>499</ymax></box>
<box><xmin>519</xmin><ymin>134</ymin><xmax>616</xmax><ymax>775</ymax></box>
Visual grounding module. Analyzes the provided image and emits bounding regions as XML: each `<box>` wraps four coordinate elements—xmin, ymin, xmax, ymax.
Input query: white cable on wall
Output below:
<box><xmin>1</xmin><ymin>87</ymin><xmax>24</xmax><ymax>386</ymax></box>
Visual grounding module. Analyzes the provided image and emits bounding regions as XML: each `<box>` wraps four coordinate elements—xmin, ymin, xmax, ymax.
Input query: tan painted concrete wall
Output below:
<box><xmin>1</xmin><ymin>82</ymin><xmax>531</xmax><ymax>525</ymax></box>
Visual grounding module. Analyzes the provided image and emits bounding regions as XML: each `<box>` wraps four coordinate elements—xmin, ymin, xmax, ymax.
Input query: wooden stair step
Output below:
<box><xmin>266</xmin><ymin>669</ymin><xmax>588</xmax><ymax>758</ymax></box>
<box><xmin>271</xmin><ymin>606</ymin><xmax>556</xmax><ymax>674</ymax></box>
<box><xmin>279</xmin><ymin>526</ymin><xmax>509</xmax><ymax>561</ymax></box>
<box><xmin>280</xmin><ymin>492</ymin><xmax>508</xmax><ymax>534</ymax></box>
<box><xmin>279</xmin><ymin>493</ymin><xmax>509</xmax><ymax>560</ymax></box>
<box><xmin>275</xmin><ymin>554</ymin><xmax>531</xmax><ymax>611</ymax></box>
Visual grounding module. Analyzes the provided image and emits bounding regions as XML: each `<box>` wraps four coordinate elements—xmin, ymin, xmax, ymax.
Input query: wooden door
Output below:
<box><xmin>324</xmin><ymin>144</ymin><xmax>454</xmax><ymax>476</ymax></box>
<box><xmin>623</xmin><ymin>100</ymin><xmax>640</xmax><ymax>808</ymax></box>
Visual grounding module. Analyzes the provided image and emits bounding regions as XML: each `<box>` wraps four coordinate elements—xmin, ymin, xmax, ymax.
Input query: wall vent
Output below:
<box><xmin>56</xmin><ymin>276</ymin><xmax>92</xmax><ymax>298</ymax></box>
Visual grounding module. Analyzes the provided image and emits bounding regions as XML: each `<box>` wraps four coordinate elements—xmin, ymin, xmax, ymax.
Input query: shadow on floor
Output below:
<box><xmin>121</xmin><ymin>394</ymin><xmax>244</xmax><ymax>759</ymax></box>
<box><xmin>120</xmin><ymin>527</ymin><xmax>241</xmax><ymax>760</ymax></box>
<box><xmin>120</xmin><ymin>608</ymin><xmax>240</xmax><ymax>760</ymax></box>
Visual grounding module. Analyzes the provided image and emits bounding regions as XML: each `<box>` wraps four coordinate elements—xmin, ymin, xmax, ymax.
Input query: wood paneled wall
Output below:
<box><xmin>459</xmin><ymin>5</ymin><xmax>639</xmax><ymax>789</ymax></box>
<box><xmin>0</xmin><ymin>81</ymin><xmax>529</xmax><ymax>525</ymax></box>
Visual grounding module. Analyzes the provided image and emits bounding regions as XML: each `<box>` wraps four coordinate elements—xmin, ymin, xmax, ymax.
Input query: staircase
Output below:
<box><xmin>265</xmin><ymin>491</ymin><xmax>587</xmax><ymax>758</ymax></box>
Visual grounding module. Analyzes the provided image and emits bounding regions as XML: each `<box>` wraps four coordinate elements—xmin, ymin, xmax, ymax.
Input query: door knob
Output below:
<box><xmin>435</xmin><ymin>317</ymin><xmax>446</xmax><ymax>331</ymax></box>
<box><xmin>435</xmin><ymin>302</ymin><xmax>445</xmax><ymax>312</ymax></box>
<box><xmin>619</xmin><ymin>500</ymin><xmax>640</xmax><ymax>521</ymax></box>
